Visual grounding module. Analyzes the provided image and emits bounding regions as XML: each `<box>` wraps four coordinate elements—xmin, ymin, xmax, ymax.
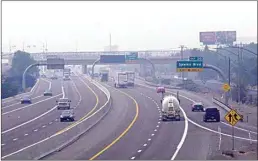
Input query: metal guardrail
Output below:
<box><xmin>212</xmin><ymin>97</ymin><xmax>232</xmax><ymax>111</ymax></box>
<box><xmin>35</xmin><ymin>76</ymin><xmax>111</xmax><ymax>160</ymax></box>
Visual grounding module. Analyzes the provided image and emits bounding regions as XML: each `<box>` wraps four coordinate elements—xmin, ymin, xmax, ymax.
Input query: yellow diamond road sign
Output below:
<box><xmin>223</xmin><ymin>83</ymin><xmax>230</xmax><ymax>92</ymax></box>
<box><xmin>224</xmin><ymin>109</ymin><xmax>242</xmax><ymax>126</ymax></box>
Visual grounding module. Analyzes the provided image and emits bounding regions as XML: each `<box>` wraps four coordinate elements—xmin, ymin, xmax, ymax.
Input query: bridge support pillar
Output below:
<box><xmin>82</xmin><ymin>65</ymin><xmax>88</xmax><ymax>74</ymax></box>
<box><xmin>139</xmin><ymin>64</ymin><xmax>146</xmax><ymax>77</ymax></box>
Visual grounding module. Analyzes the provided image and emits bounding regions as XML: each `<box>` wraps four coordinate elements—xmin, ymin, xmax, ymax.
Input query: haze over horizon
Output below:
<box><xmin>2</xmin><ymin>1</ymin><xmax>257</xmax><ymax>53</ymax></box>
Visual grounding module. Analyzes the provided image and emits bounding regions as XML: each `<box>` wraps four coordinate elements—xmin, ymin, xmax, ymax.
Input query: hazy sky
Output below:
<box><xmin>2</xmin><ymin>1</ymin><xmax>257</xmax><ymax>52</ymax></box>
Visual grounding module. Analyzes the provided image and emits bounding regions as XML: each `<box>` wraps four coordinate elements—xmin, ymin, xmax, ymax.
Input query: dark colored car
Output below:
<box><xmin>203</xmin><ymin>107</ymin><xmax>220</xmax><ymax>122</ymax></box>
<box><xmin>41</xmin><ymin>74</ymin><xmax>47</xmax><ymax>78</ymax></box>
<box><xmin>60</xmin><ymin>110</ymin><xmax>75</xmax><ymax>122</ymax></box>
<box><xmin>44</xmin><ymin>90</ymin><xmax>53</xmax><ymax>96</ymax></box>
<box><xmin>21</xmin><ymin>96</ymin><xmax>32</xmax><ymax>104</ymax></box>
<box><xmin>192</xmin><ymin>102</ymin><xmax>205</xmax><ymax>112</ymax></box>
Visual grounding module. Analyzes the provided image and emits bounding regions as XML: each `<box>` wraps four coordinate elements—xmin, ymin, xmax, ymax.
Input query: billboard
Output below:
<box><xmin>200</xmin><ymin>31</ymin><xmax>236</xmax><ymax>45</ymax></box>
<box><xmin>199</xmin><ymin>32</ymin><xmax>216</xmax><ymax>45</ymax></box>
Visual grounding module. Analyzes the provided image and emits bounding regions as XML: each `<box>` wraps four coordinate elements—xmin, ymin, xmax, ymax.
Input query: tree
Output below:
<box><xmin>10</xmin><ymin>50</ymin><xmax>39</xmax><ymax>76</ymax></box>
<box><xmin>2</xmin><ymin>51</ymin><xmax>39</xmax><ymax>97</ymax></box>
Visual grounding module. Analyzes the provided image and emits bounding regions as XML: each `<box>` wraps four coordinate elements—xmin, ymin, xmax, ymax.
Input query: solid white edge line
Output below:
<box><xmin>2</xmin><ymin>79</ymin><xmax>39</xmax><ymax>103</ymax></box>
<box><xmin>136</xmin><ymin>82</ymin><xmax>258</xmax><ymax>141</ymax></box>
<box><xmin>171</xmin><ymin>104</ymin><xmax>189</xmax><ymax>160</ymax></box>
<box><xmin>221</xmin><ymin>121</ymin><xmax>257</xmax><ymax>134</ymax></box>
<box><xmin>2</xmin><ymin>94</ymin><xmax>61</xmax><ymax>115</ymax></box>
<box><xmin>70</xmin><ymin>77</ymin><xmax>82</xmax><ymax>109</ymax></box>
<box><xmin>2</xmin><ymin>95</ymin><xmax>44</xmax><ymax>109</ymax></box>
<box><xmin>2</xmin><ymin>104</ymin><xmax>59</xmax><ymax>134</ymax></box>
<box><xmin>0</xmin><ymin>74</ymin><xmax>111</xmax><ymax>159</ymax></box>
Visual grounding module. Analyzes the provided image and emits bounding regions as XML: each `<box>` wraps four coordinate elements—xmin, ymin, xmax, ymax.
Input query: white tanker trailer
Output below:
<box><xmin>161</xmin><ymin>95</ymin><xmax>181</xmax><ymax>121</ymax></box>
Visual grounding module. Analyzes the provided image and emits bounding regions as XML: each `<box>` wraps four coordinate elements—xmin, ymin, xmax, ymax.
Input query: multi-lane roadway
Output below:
<box><xmin>1</xmin><ymin>71</ymin><xmax>257</xmax><ymax>160</ymax></box>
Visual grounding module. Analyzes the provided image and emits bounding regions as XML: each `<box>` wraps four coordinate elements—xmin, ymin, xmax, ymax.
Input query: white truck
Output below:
<box><xmin>114</xmin><ymin>72</ymin><xmax>128</xmax><ymax>88</ymax></box>
<box><xmin>56</xmin><ymin>98</ymin><xmax>71</xmax><ymax>110</ymax></box>
<box><xmin>161</xmin><ymin>95</ymin><xmax>181</xmax><ymax>121</ymax></box>
<box><xmin>126</xmin><ymin>71</ymin><xmax>135</xmax><ymax>87</ymax></box>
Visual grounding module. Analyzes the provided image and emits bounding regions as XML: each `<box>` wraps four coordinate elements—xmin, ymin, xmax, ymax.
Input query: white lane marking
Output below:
<box><xmin>159</xmin><ymin>119</ymin><xmax>161</xmax><ymax>121</ymax></box>
<box><xmin>1</xmin><ymin>144</ymin><xmax>5</xmax><ymax>146</ymax></box>
<box><xmin>188</xmin><ymin>118</ymin><xmax>257</xmax><ymax>141</ymax></box>
<box><xmin>137</xmin><ymin>83</ymin><xmax>257</xmax><ymax>141</ymax></box>
<box><xmin>18</xmin><ymin>116</ymin><xmax>20</xmax><ymax>119</ymax></box>
<box><xmin>158</xmin><ymin>122</ymin><xmax>161</xmax><ymax>124</ymax></box>
<box><xmin>2</xmin><ymin>79</ymin><xmax>40</xmax><ymax>103</ymax></box>
<box><xmin>13</xmin><ymin>138</ymin><xmax>18</xmax><ymax>141</ymax></box>
<box><xmin>49</xmin><ymin>122</ymin><xmax>53</xmax><ymax>124</ymax></box>
<box><xmin>151</xmin><ymin>134</ymin><xmax>155</xmax><ymax>136</ymax></box>
<box><xmin>156</xmin><ymin>125</ymin><xmax>159</xmax><ymax>128</ymax></box>
<box><xmin>61</xmin><ymin>86</ymin><xmax>65</xmax><ymax>98</ymax></box>
<box><xmin>218</xmin><ymin>126</ymin><xmax>222</xmax><ymax>150</ymax></box>
<box><xmin>131</xmin><ymin>157</ymin><xmax>135</xmax><ymax>160</ymax></box>
<box><xmin>137</xmin><ymin>150</ymin><xmax>142</xmax><ymax>153</ymax></box>
<box><xmin>42</xmin><ymin>125</ymin><xmax>46</xmax><ymax>128</ymax></box>
<box><xmin>2</xmin><ymin>104</ymin><xmax>59</xmax><ymax>134</ymax></box>
<box><xmin>2</xmin><ymin>95</ymin><xmax>44</xmax><ymax>109</ymax></box>
<box><xmin>143</xmin><ymin>144</ymin><xmax>147</xmax><ymax>147</ymax></box>
<box><xmin>24</xmin><ymin>134</ymin><xmax>28</xmax><ymax>136</ymax></box>
<box><xmin>221</xmin><ymin>121</ymin><xmax>257</xmax><ymax>134</ymax></box>
<box><xmin>41</xmin><ymin>78</ymin><xmax>52</xmax><ymax>91</ymax></box>
<box><xmin>154</xmin><ymin>129</ymin><xmax>157</xmax><ymax>132</ymax></box>
<box><xmin>70</xmin><ymin>77</ymin><xmax>82</xmax><ymax>109</ymax></box>
<box><xmin>1</xmin><ymin>75</ymin><xmax>110</xmax><ymax>159</ymax></box>
<box><xmin>171</xmin><ymin>103</ymin><xmax>189</xmax><ymax>160</ymax></box>
<box><xmin>249</xmin><ymin>131</ymin><xmax>252</xmax><ymax>144</ymax></box>
<box><xmin>148</xmin><ymin>138</ymin><xmax>151</xmax><ymax>141</ymax></box>
<box><xmin>33</xmin><ymin>129</ymin><xmax>38</xmax><ymax>132</ymax></box>
<box><xmin>2</xmin><ymin>94</ymin><xmax>61</xmax><ymax>115</ymax></box>
<box><xmin>55</xmin><ymin>119</ymin><xmax>58</xmax><ymax>121</ymax></box>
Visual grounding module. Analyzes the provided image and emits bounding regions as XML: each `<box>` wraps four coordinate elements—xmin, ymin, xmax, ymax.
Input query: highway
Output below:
<box><xmin>1</xmin><ymin>74</ymin><xmax>108</xmax><ymax>159</ymax></box>
<box><xmin>1</xmin><ymin>73</ymin><xmax>257</xmax><ymax>160</ymax></box>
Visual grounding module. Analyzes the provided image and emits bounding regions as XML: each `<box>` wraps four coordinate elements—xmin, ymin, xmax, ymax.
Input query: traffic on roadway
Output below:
<box><xmin>2</xmin><ymin>1</ymin><xmax>257</xmax><ymax>160</ymax></box>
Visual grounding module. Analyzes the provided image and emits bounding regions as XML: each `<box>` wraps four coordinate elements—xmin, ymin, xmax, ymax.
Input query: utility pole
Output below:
<box><xmin>180</xmin><ymin>45</ymin><xmax>184</xmax><ymax>86</ymax></box>
<box><xmin>22</xmin><ymin>42</ymin><xmax>25</xmax><ymax>51</ymax></box>
<box><xmin>109</xmin><ymin>33</ymin><xmax>112</xmax><ymax>52</ymax></box>
<box><xmin>237</xmin><ymin>44</ymin><xmax>241</xmax><ymax>104</ymax></box>
<box><xmin>228</xmin><ymin>57</ymin><xmax>231</xmax><ymax>103</ymax></box>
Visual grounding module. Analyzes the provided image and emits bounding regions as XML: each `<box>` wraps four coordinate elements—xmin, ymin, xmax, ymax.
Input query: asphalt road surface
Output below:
<box><xmin>1</xmin><ymin>75</ymin><xmax>107</xmax><ymax>159</ymax></box>
<box><xmin>2</xmin><ymin>75</ymin><xmax>257</xmax><ymax>160</ymax></box>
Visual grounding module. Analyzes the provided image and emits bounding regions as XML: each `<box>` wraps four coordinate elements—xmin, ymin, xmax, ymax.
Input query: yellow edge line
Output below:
<box><xmin>53</xmin><ymin>76</ymin><xmax>99</xmax><ymax>136</ymax></box>
<box><xmin>89</xmin><ymin>87</ymin><xmax>139</xmax><ymax>160</ymax></box>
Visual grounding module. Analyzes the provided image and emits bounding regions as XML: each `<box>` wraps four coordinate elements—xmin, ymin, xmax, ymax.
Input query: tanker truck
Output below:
<box><xmin>161</xmin><ymin>95</ymin><xmax>181</xmax><ymax>121</ymax></box>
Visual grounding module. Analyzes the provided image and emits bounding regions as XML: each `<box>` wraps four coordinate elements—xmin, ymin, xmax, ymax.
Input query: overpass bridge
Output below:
<box><xmin>3</xmin><ymin>50</ymin><xmax>191</xmax><ymax>74</ymax></box>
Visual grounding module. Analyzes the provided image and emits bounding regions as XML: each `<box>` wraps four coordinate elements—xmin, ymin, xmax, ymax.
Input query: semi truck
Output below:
<box><xmin>114</xmin><ymin>72</ymin><xmax>128</xmax><ymax>88</ymax></box>
<box><xmin>161</xmin><ymin>95</ymin><xmax>181</xmax><ymax>121</ymax></box>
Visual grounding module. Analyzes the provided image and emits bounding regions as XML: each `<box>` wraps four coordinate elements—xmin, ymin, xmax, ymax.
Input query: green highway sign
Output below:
<box><xmin>189</xmin><ymin>57</ymin><xmax>203</xmax><ymax>61</ymax></box>
<box><xmin>176</xmin><ymin>60</ymin><xmax>203</xmax><ymax>72</ymax></box>
<box><xmin>126</xmin><ymin>52</ymin><xmax>138</xmax><ymax>63</ymax></box>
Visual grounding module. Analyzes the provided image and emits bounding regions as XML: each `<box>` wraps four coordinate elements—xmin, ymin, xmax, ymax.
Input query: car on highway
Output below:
<box><xmin>21</xmin><ymin>95</ymin><xmax>32</xmax><ymax>104</ymax></box>
<box><xmin>191</xmin><ymin>102</ymin><xmax>205</xmax><ymax>112</ymax></box>
<box><xmin>203</xmin><ymin>107</ymin><xmax>220</xmax><ymax>122</ymax></box>
<box><xmin>157</xmin><ymin>86</ymin><xmax>165</xmax><ymax>93</ymax></box>
<box><xmin>60</xmin><ymin>110</ymin><xmax>75</xmax><ymax>122</ymax></box>
<box><xmin>41</xmin><ymin>74</ymin><xmax>47</xmax><ymax>78</ymax></box>
<box><xmin>44</xmin><ymin>89</ymin><xmax>53</xmax><ymax>96</ymax></box>
<box><xmin>56</xmin><ymin>98</ymin><xmax>71</xmax><ymax>110</ymax></box>
<box><xmin>51</xmin><ymin>75</ymin><xmax>58</xmax><ymax>80</ymax></box>
<box><xmin>63</xmin><ymin>75</ymin><xmax>70</xmax><ymax>81</ymax></box>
